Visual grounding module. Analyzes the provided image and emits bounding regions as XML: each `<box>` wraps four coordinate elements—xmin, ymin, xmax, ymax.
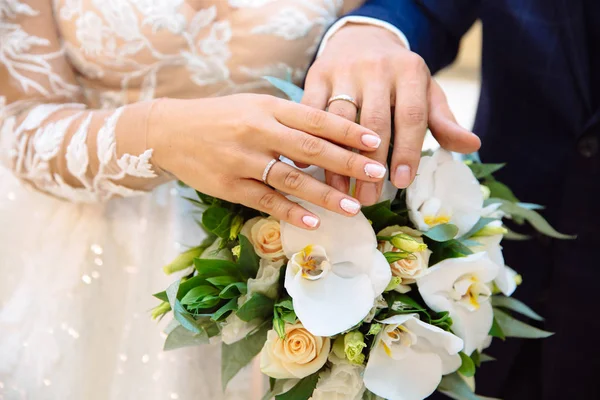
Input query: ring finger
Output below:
<box><xmin>325</xmin><ymin>86</ymin><xmax>360</xmax><ymax>194</ymax></box>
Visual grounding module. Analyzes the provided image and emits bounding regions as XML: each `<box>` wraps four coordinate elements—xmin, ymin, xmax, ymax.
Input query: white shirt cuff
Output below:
<box><xmin>317</xmin><ymin>16</ymin><xmax>411</xmax><ymax>58</ymax></box>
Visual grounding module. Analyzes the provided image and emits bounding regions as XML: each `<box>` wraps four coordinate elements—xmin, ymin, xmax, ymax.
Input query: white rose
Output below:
<box><xmin>247</xmin><ymin>259</ymin><xmax>284</xmax><ymax>300</ymax></box>
<box><xmin>310</xmin><ymin>354</ymin><xmax>365</xmax><ymax>400</ymax></box>
<box><xmin>260</xmin><ymin>323</ymin><xmax>330</xmax><ymax>379</ymax></box>
<box><xmin>378</xmin><ymin>226</ymin><xmax>431</xmax><ymax>293</ymax></box>
<box><xmin>241</xmin><ymin>217</ymin><xmax>285</xmax><ymax>261</ymax></box>
<box><xmin>221</xmin><ymin>295</ymin><xmax>259</xmax><ymax>345</ymax></box>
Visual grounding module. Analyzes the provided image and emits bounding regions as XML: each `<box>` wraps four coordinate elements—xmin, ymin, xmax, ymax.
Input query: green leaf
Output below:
<box><xmin>490</xmin><ymin>199</ymin><xmax>576</xmax><ymax>240</ymax></box>
<box><xmin>470</xmin><ymin>351</ymin><xmax>481</xmax><ymax>367</ymax></box>
<box><xmin>516</xmin><ymin>202</ymin><xmax>545</xmax><ymax>210</ymax></box>
<box><xmin>238</xmin><ymin>235</ymin><xmax>260</xmax><ymax>278</ymax></box>
<box><xmin>194</xmin><ymin>258</ymin><xmax>241</xmax><ymax>279</ymax></box>
<box><xmin>263</xmin><ymin>76</ymin><xmax>304</xmax><ymax>103</ymax></box>
<box><xmin>280</xmin><ymin>311</ymin><xmax>297</xmax><ymax>324</ymax></box>
<box><xmin>489</xmin><ymin>317</ymin><xmax>505</xmax><ymax>340</ymax></box>
<box><xmin>219</xmin><ymin>282</ymin><xmax>248</xmax><ymax>299</ymax></box>
<box><xmin>458</xmin><ymin>352</ymin><xmax>476</xmax><ymax>377</ymax></box>
<box><xmin>162</xmin><ymin>246</ymin><xmax>205</xmax><ymax>275</ymax></box>
<box><xmin>164</xmin><ymin>324</ymin><xmax>209</xmax><ymax>351</ymax></box>
<box><xmin>467</xmin><ymin>163</ymin><xmax>506</xmax><ymax>179</ymax></box>
<box><xmin>361</xmin><ymin>201</ymin><xmax>406</xmax><ymax>232</ymax></box>
<box><xmin>153</xmin><ymin>290</ymin><xmax>168</xmax><ymax>302</ymax></box>
<box><xmin>493</xmin><ymin>308</ymin><xmax>553</xmax><ymax>339</ymax></box>
<box><xmin>236</xmin><ymin>293</ymin><xmax>275</xmax><ymax>322</ymax></box>
<box><xmin>484</xmin><ymin>179</ymin><xmax>519</xmax><ymax>203</ymax></box>
<box><xmin>178</xmin><ymin>275</ymin><xmax>208</xmax><ymax>299</ymax></box>
<box><xmin>197</xmin><ymin>191</ymin><xmax>217</xmax><ymax>205</ymax></box>
<box><xmin>180</xmin><ymin>285</ymin><xmax>220</xmax><ymax>305</ymax></box>
<box><xmin>491</xmin><ymin>296</ymin><xmax>544</xmax><ymax>321</ymax></box>
<box><xmin>202</xmin><ymin>206</ymin><xmax>234</xmax><ymax>238</ymax></box>
<box><xmin>423</xmin><ymin>224</ymin><xmax>459</xmax><ymax>242</ymax></box>
<box><xmin>206</xmin><ymin>275</ymin><xmax>239</xmax><ymax>288</ymax></box>
<box><xmin>479</xmin><ymin>353</ymin><xmax>496</xmax><ymax>363</ymax></box>
<box><xmin>166</xmin><ymin>280</ymin><xmax>203</xmax><ymax>334</ymax></box>
<box><xmin>222</xmin><ymin>323</ymin><xmax>269</xmax><ymax>390</ymax></box>
<box><xmin>212</xmin><ymin>298</ymin><xmax>239</xmax><ymax>321</ymax></box>
<box><xmin>263</xmin><ymin>379</ymin><xmax>291</xmax><ymax>400</ymax></box>
<box><xmin>438</xmin><ymin>372</ymin><xmax>485</xmax><ymax>400</ymax></box>
<box><xmin>503</xmin><ymin>228</ymin><xmax>531</xmax><ymax>241</ymax></box>
<box><xmin>275</xmin><ymin>299</ymin><xmax>294</xmax><ymax>310</ymax></box>
<box><xmin>428</xmin><ymin>239</ymin><xmax>474</xmax><ymax>265</ymax></box>
<box><xmin>462</xmin><ymin>218</ymin><xmax>497</xmax><ymax>239</ymax></box>
<box><xmin>186</xmin><ymin>295</ymin><xmax>221</xmax><ymax>310</ymax></box>
<box><xmin>275</xmin><ymin>373</ymin><xmax>319</xmax><ymax>400</ymax></box>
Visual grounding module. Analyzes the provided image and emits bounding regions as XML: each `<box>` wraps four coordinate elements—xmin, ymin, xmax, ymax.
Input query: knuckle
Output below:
<box><xmin>345</xmin><ymin>152</ymin><xmax>359</xmax><ymax>172</ymax></box>
<box><xmin>304</xmin><ymin>108</ymin><xmax>327</xmax><ymax>130</ymax></box>
<box><xmin>283</xmin><ymin>170</ymin><xmax>305</xmax><ymax>191</ymax></box>
<box><xmin>258</xmin><ymin>192</ymin><xmax>278</xmax><ymax>211</ymax></box>
<box><xmin>401</xmin><ymin>105</ymin><xmax>426</xmax><ymax>125</ymax></box>
<box><xmin>405</xmin><ymin>53</ymin><xmax>427</xmax><ymax>73</ymax></box>
<box><xmin>284</xmin><ymin>204</ymin><xmax>296</xmax><ymax>222</ymax></box>
<box><xmin>364</xmin><ymin>54</ymin><xmax>389</xmax><ymax>70</ymax></box>
<box><xmin>363</xmin><ymin>110</ymin><xmax>390</xmax><ymax>132</ymax></box>
<box><xmin>320</xmin><ymin>188</ymin><xmax>335</xmax><ymax>206</ymax></box>
<box><xmin>301</xmin><ymin>136</ymin><xmax>326</xmax><ymax>157</ymax></box>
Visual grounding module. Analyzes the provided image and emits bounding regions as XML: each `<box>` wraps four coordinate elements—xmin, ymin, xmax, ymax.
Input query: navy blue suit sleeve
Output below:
<box><xmin>346</xmin><ymin>0</ymin><xmax>481</xmax><ymax>73</ymax></box>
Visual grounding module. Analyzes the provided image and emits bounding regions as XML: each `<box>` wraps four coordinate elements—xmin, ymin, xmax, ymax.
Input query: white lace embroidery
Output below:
<box><xmin>1</xmin><ymin>0</ymin><xmax>349</xmax><ymax>202</ymax></box>
<box><xmin>2</xmin><ymin>106</ymin><xmax>156</xmax><ymax>202</ymax></box>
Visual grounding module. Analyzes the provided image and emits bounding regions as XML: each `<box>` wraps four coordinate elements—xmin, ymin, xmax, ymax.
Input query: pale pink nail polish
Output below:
<box><xmin>364</xmin><ymin>163</ymin><xmax>387</xmax><ymax>179</ymax></box>
<box><xmin>394</xmin><ymin>165</ymin><xmax>412</xmax><ymax>188</ymax></box>
<box><xmin>340</xmin><ymin>198</ymin><xmax>361</xmax><ymax>214</ymax></box>
<box><xmin>302</xmin><ymin>215</ymin><xmax>319</xmax><ymax>228</ymax></box>
<box><xmin>361</xmin><ymin>134</ymin><xmax>381</xmax><ymax>149</ymax></box>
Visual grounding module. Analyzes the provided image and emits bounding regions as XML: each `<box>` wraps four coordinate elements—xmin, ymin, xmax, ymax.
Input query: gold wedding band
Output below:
<box><xmin>327</xmin><ymin>94</ymin><xmax>359</xmax><ymax>109</ymax></box>
<box><xmin>262</xmin><ymin>158</ymin><xmax>278</xmax><ymax>184</ymax></box>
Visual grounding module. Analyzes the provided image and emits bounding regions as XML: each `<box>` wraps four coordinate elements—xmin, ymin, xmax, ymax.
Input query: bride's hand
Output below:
<box><xmin>147</xmin><ymin>94</ymin><xmax>386</xmax><ymax>229</ymax></box>
<box><xmin>303</xmin><ymin>23</ymin><xmax>482</xmax><ymax>205</ymax></box>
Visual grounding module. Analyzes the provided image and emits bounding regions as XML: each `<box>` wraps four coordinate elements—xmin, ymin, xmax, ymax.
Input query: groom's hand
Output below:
<box><xmin>303</xmin><ymin>24</ymin><xmax>481</xmax><ymax>205</ymax></box>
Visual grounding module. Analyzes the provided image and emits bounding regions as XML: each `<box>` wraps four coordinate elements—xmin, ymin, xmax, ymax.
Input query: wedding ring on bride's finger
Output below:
<box><xmin>262</xmin><ymin>158</ymin><xmax>279</xmax><ymax>185</ymax></box>
<box><xmin>327</xmin><ymin>94</ymin><xmax>359</xmax><ymax>110</ymax></box>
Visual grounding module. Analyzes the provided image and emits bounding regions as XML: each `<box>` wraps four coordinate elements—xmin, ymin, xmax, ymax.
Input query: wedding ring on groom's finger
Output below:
<box><xmin>327</xmin><ymin>94</ymin><xmax>359</xmax><ymax>110</ymax></box>
<box><xmin>262</xmin><ymin>158</ymin><xmax>279</xmax><ymax>185</ymax></box>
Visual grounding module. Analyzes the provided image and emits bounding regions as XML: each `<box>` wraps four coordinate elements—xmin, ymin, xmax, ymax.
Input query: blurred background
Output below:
<box><xmin>424</xmin><ymin>22</ymin><xmax>482</xmax><ymax>150</ymax></box>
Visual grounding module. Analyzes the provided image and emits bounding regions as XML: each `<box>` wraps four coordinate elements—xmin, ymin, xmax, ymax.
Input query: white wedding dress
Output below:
<box><xmin>0</xmin><ymin>1</ymin><xmax>364</xmax><ymax>398</ymax></box>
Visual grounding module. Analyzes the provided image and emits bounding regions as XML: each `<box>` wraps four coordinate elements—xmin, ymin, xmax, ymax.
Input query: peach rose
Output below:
<box><xmin>260</xmin><ymin>323</ymin><xmax>330</xmax><ymax>379</ymax></box>
<box><xmin>240</xmin><ymin>217</ymin><xmax>285</xmax><ymax>261</ymax></box>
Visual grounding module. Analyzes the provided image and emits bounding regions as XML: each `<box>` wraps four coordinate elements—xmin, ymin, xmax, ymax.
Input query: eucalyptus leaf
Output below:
<box><xmin>503</xmin><ymin>228</ymin><xmax>531</xmax><ymax>241</ymax></box>
<box><xmin>164</xmin><ymin>325</ymin><xmax>209</xmax><ymax>351</ymax></box>
<box><xmin>166</xmin><ymin>280</ymin><xmax>203</xmax><ymax>334</ymax></box>
<box><xmin>423</xmin><ymin>224</ymin><xmax>459</xmax><ymax>242</ymax></box>
<box><xmin>484</xmin><ymin>179</ymin><xmax>519</xmax><ymax>203</ymax></box>
<box><xmin>222</xmin><ymin>324</ymin><xmax>269</xmax><ymax>390</ymax></box>
<box><xmin>491</xmin><ymin>296</ymin><xmax>544</xmax><ymax>321</ymax></box>
<box><xmin>458</xmin><ymin>352</ymin><xmax>476</xmax><ymax>377</ymax></box>
<box><xmin>236</xmin><ymin>293</ymin><xmax>275</xmax><ymax>322</ymax></box>
<box><xmin>467</xmin><ymin>163</ymin><xmax>505</xmax><ymax>179</ymax></box>
<box><xmin>462</xmin><ymin>218</ymin><xmax>497</xmax><ymax>239</ymax></box>
<box><xmin>275</xmin><ymin>373</ymin><xmax>319</xmax><ymax>400</ymax></box>
<box><xmin>262</xmin><ymin>379</ymin><xmax>292</xmax><ymax>400</ymax></box>
<box><xmin>263</xmin><ymin>76</ymin><xmax>304</xmax><ymax>103</ymax></box>
<box><xmin>516</xmin><ymin>202</ymin><xmax>545</xmax><ymax>210</ymax></box>
<box><xmin>493</xmin><ymin>308</ymin><xmax>553</xmax><ymax>339</ymax></box>
<box><xmin>438</xmin><ymin>373</ymin><xmax>487</xmax><ymax>400</ymax></box>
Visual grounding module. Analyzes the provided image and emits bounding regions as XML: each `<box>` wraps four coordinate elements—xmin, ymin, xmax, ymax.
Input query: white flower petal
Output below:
<box><xmin>285</xmin><ymin>266</ymin><xmax>374</xmax><ymax>336</ymax></box>
<box><xmin>364</xmin><ymin>342</ymin><xmax>443</xmax><ymax>400</ymax></box>
<box><xmin>495</xmin><ymin>265</ymin><xmax>518</xmax><ymax>297</ymax></box>
<box><xmin>404</xmin><ymin>318</ymin><xmax>464</xmax><ymax>356</ymax></box>
<box><xmin>451</xmin><ymin>301</ymin><xmax>494</xmax><ymax>355</ymax></box>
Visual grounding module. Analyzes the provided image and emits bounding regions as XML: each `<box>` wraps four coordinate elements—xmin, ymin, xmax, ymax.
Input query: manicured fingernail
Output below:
<box><xmin>364</xmin><ymin>163</ymin><xmax>387</xmax><ymax>179</ymax></box>
<box><xmin>361</xmin><ymin>134</ymin><xmax>381</xmax><ymax>149</ymax></box>
<box><xmin>357</xmin><ymin>182</ymin><xmax>379</xmax><ymax>205</ymax></box>
<box><xmin>394</xmin><ymin>165</ymin><xmax>412</xmax><ymax>188</ymax></box>
<box><xmin>340</xmin><ymin>198</ymin><xmax>361</xmax><ymax>214</ymax></box>
<box><xmin>302</xmin><ymin>215</ymin><xmax>320</xmax><ymax>228</ymax></box>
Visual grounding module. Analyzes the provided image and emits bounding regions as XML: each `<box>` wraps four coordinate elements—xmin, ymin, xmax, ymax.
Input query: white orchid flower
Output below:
<box><xmin>363</xmin><ymin>314</ymin><xmax>463</xmax><ymax>400</ymax></box>
<box><xmin>469</xmin><ymin>220</ymin><xmax>517</xmax><ymax>296</ymax></box>
<box><xmin>407</xmin><ymin>150</ymin><xmax>483</xmax><ymax>237</ymax></box>
<box><xmin>281</xmin><ymin>200</ymin><xmax>392</xmax><ymax>337</ymax></box>
<box><xmin>417</xmin><ymin>252</ymin><xmax>500</xmax><ymax>355</ymax></box>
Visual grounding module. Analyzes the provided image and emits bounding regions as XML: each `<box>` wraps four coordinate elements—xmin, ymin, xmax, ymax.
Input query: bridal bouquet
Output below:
<box><xmin>151</xmin><ymin>80</ymin><xmax>571</xmax><ymax>400</ymax></box>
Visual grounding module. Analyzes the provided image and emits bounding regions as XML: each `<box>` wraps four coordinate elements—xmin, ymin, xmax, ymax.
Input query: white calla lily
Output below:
<box><xmin>417</xmin><ymin>252</ymin><xmax>499</xmax><ymax>355</ymax></box>
<box><xmin>407</xmin><ymin>150</ymin><xmax>483</xmax><ymax>237</ymax></box>
<box><xmin>469</xmin><ymin>221</ymin><xmax>517</xmax><ymax>296</ymax></box>
<box><xmin>363</xmin><ymin>314</ymin><xmax>463</xmax><ymax>400</ymax></box>
<box><xmin>281</xmin><ymin>200</ymin><xmax>392</xmax><ymax>337</ymax></box>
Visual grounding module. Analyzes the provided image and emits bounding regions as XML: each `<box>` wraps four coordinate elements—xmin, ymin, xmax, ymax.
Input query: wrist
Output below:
<box><xmin>146</xmin><ymin>97</ymin><xmax>179</xmax><ymax>178</ymax></box>
<box><xmin>333</xmin><ymin>23</ymin><xmax>406</xmax><ymax>47</ymax></box>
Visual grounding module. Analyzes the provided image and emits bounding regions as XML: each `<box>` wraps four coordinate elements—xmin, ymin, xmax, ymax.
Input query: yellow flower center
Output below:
<box><xmin>423</xmin><ymin>214</ymin><xmax>451</xmax><ymax>227</ymax></box>
<box><xmin>292</xmin><ymin>245</ymin><xmax>331</xmax><ymax>281</ymax></box>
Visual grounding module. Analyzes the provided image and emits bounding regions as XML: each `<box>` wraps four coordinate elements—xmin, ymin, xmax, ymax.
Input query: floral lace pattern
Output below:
<box><xmin>0</xmin><ymin>0</ymin><xmax>361</xmax><ymax>202</ymax></box>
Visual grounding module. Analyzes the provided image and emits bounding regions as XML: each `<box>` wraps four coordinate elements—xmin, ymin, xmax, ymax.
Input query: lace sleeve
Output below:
<box><xmin>0</xmin><ymin>0</ymin><xmax>170</xmax><ymax>202</ymax></box>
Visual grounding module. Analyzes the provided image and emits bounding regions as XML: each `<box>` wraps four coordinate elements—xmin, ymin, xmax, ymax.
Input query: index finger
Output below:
<box><xmin>274</xmin><ymin>100</ymin><xmax>381</xmax><ymax>152</ymax></box>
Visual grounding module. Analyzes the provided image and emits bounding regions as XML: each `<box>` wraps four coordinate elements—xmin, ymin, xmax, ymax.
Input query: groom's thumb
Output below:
<box><xmin>428</xmin><ymin>80</ymin><xmax>481</xmax><ymax>153</ymax></box>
